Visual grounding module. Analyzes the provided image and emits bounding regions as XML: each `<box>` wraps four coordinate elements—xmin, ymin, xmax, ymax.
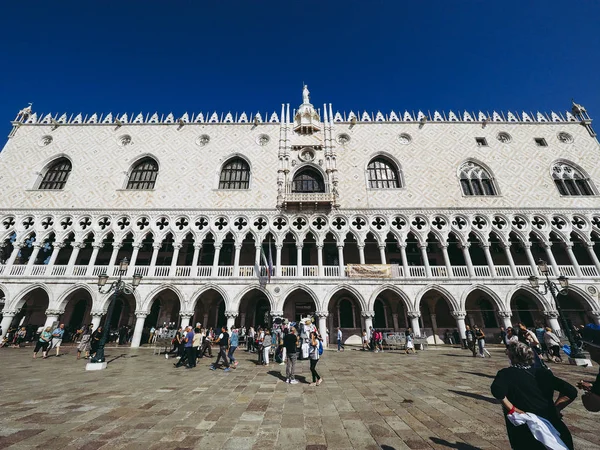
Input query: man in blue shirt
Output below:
<box><xmin>51</xmin><ymin>324</ymin><xmax>65</xmax><ymax>357</ymax></box>
<box><xmin>175</xmin><ymin>326</ymin><xmax>195</xmax><ymax>368</ymax></box>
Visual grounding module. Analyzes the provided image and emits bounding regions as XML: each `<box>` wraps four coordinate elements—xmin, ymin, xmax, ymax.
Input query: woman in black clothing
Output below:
<box><xmin>491</xmin><ymin>342</ymin><xmax>577</xmax><ymax>450</ymax></box>
<box><xmin>90</xmin><ymin>326</ymin><xmax>103</xmax><ymax>358</ymax></box>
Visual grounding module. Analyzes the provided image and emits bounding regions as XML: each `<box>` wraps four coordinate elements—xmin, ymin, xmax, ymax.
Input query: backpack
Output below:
<box><xmin>318</xmin><ymin>340</ymin><xmax>323</xmax><ymax>356</ymax></box>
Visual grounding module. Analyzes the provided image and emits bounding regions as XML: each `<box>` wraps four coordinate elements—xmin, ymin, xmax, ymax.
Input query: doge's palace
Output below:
<box><xmin>0</xmin><ymin>87</ymin><xmax>599</xmax><ymax>347</ymax></box>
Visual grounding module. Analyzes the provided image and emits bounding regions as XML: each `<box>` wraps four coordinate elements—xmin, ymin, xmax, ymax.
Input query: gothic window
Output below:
<box><xmin>126</xmin><ymin>157</ymin><xmax>159</xmax><ymax>190</ymax></box>
<box><xmin>367</xmin><ymin>157</ymin><xmax>401</xmax><ymax>189</ymax></box>
<box><xmin>459</xmin><ymin>161</ymin><xmax>497</xmax><ymax>196</ymax></box>
<box><xmin>292</xmin><ymin>168</ymin><xmax>325</xmax><ymax>193</ymax></box>
<box><xmin>219</xmin><ymin>158</ymin><xmax>250</xmax><ymax>190</ymax></box>
<box><xmin>38</xmin><ymin>158</ymin><xmax>72</xmax><ymax>190</ymax></box>
<box><xmin>552</xmin><ymin>161</ymin><xmax>595</xmax><ymax>196</ymax></box>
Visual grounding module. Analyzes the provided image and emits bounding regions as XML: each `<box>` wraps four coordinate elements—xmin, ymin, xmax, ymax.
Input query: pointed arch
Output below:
<box><xmin>126</xmin><ymin>156</ymin><xmax>159</xmax><ymax>190</ymax></box>
<box><xmin>37</xmin><ymin>156</ymin><xmax>72</xmax><ymax>190</ymax></box>
<box><xmin>234</xmin><ymin>284</ymin><xmax>275</xmax><ymax>311</ymax></box>
<box><xmin>143</xmin><ymin>284</ymin><xmax>186</xmax><ymax>311</ymax></box>
<box><xmin>460</xmin><ymin>284</ymin><xmax>506</xmax><ymax>312</ymax></box>
<box><xmin>323</xmin><ymin>284</ymin><xmax>366</xmax><ymax>311</ymax></box>
<box><xmin>368</xmin><ymin>284</ymin><xmax>412</xmax><ymax>311</ymax></box>
<box><xmin>218</xmin><ymin>156</ymin><xmax>251</xmax><ymax>190</ymax></box>
<box><xmin>12</xmin><ymin>283</ymin><xmax>53</xmax><ymax>310</ymax></box>
<box><xmin>190</xmin><ymin>284</ymin><xmax>231</xmax><ymax>311</ymax></box>
<box><xmin>55</xmin><ymin>283</ymin><xmax>97</xmax><ymax>311</ymax></box>
<box><xmin>415</xmin><ymin>284</ymin><xmax>459</xmax><ymax>312</ymax></box>
<box><xmin>507</xmin><ymin>284</ymin><xmax>552</xmax><ymax>312</ymax></box>
<box><xmin>366</xmin><ymin>154</ymin><xmax>403</xmax><ymax>189</ymax></box>
<box><xmin>551</xmin><ymin>159</ymin><xmax>596</xmax><ymax>196</ymax></box>
<box><xmin>458</xmin><ymin>159</ymin><xmax>498</xmax><ymax>196</ymax></box>
<box><xmin>280</xmin><ymin>284</ymin><xmax>319</xmax><ymax>309</ymax></box>
<box><xmin>291</xmin><ymin>165</ymin><xmax>325</xmax><ymax>193</ymax></box>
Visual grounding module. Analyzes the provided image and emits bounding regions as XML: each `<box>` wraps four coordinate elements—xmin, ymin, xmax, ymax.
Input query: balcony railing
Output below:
<box><xmin>1</xmin><ymin>263</ymin><xmax>599</xmax><ymax>280</ymax></box>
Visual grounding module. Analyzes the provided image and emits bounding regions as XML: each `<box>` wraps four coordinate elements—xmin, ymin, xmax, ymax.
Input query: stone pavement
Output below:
<box><xmin>0</xmin><ymin>344</ymin><xmax>598</xmax><ymax>450</ymax></box>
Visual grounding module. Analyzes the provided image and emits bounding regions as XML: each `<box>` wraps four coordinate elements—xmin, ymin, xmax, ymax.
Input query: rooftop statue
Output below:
<box><xmin>303</xmin><ymin>85</ymin><xmax>310</xmax><ymax>104</ymax></box>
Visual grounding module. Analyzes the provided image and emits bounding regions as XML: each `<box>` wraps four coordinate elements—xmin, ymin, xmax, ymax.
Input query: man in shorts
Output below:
<box><xmin>51</xmin><ymin>323</ymin><xmax>65</xmax><ymax>357</ymax></box>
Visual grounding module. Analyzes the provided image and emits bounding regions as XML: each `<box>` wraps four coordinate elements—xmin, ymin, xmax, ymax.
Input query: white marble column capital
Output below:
<box><xmin>451</xmin><ymin>311</ymin><xmax>467</xmax><ymax>319</ymax></box>
<box><xmin>1</xmin><ymin>309</ymin><xmax>20</xmax><ymax>316</ymax></box>
<box><xmin>45</xmin><ymin>309</ymin><xmax>65</xmax><ymax>316</ymax></box>
<box><xmin>315</xmin><ymin>310</ymin><xmax>329</xmax><ymax>318</ymax></box>
<box><xmin>360</xmin><ymin>310</ymin><xmax>375</xmax><ymax>318</ymax></box>
<box><xmin>224</xmin><ymin>311</ymin><xmax>239</xmax><ymax>318</ymax></box>
<box><xmin>270</xmin><ymin>310</ymin><xmax>284</xmax><ymax>318</ymax></box>
<box><xmin>543</xmin><ymin>310</ymin><xmax>560</xmax><ymax>319</ymax></box>
<box><xmin>407</xmin><ymin>310</ymin><xmax>421</xmax><ymax>319</ymax></box>
<box><xmin>497</xmin><ymin>310</ymin><xmax>512</xmax><ymax>319</ymax></box>
<box><xmin>90</xmin><ymin>310</ymin><xmax>106</xmax><ymax>317</ymax></box>
<box><xmin>135</xmin><ymin>311</ymin><xmax>149</xmax><ymax>319</ymax></box>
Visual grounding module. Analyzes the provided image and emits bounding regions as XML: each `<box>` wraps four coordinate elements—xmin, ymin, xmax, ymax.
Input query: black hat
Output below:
<box><xmin>581</xmin><ymin>324</ymin><xmax>600</xmax><ymax>349</ymax></box>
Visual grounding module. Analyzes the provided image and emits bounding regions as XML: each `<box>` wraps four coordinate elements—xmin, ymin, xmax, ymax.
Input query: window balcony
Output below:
<box><xmin>1</xmin><ymin>263</ymin><xmax>598</xmax><ymax>280</ymax></box>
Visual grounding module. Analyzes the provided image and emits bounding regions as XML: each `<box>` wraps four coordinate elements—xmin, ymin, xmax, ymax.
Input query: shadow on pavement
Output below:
<box><xmin>459</xmin><ymin>371</ymin><xmax>495</xmax><ymax>379</ymax></box>
<box><xmin>448</xmin><ymin>390</ymin><xmax>498</xmax><ymax>404</ymax></box>
<box><xmin>430</xmin><ymin>437</ymin><xmax>482</xmax><ymax>449</ymax></box>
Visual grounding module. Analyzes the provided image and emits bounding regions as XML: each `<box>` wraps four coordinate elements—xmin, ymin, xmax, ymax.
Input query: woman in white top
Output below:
<box><xmin>309</xmin><ymin>331</ymin><xmax>323</xmax><ymax>386</ymax></box>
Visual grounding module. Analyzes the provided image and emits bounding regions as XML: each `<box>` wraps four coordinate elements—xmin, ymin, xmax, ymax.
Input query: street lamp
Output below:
<box><xmin>90</xmin><ymin>258</ymin><xmax>142</xmax><ymax>364</ymax></box>
<box><xmin>528</xmin><ymin>258</ymin><xmax>584</xmax><ymax>359</ymax></box>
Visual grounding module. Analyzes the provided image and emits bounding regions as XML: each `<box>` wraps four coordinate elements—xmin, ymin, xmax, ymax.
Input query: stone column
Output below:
<box><xmin>543</xmin><ymin>310</ymin><xmax>561</xmax><ymax>334</ymax></box>
<box><xmin>128</xmin><ymin>244</ymin><xmax>141</xmax><ymax>275</ymax></box>
<box><xmin>44</xmin><ymin>309</ymin><xmax>64</xmax><ymax>328</ymax></box>
<box><xmin>108</xmin><ymin>243</ymin><xmax>122</xmax><ymax>268</ymax></box>
<box><xmin>429</xmin><ymin>313</ymin><xmax>439</xmax><ymax>344</ymax></box>
<box><xmin>379</xmin><ymin>245</ymin><xmax>387</xmax><ymax>264</ymax></box>
<box><xmin>240</xmin><ymin>312</ymin><xmax>246</xmax><ymax>328</ymax></box>
<box><xmin>584</xmin><ymin>243</ymin><xmax>600</xmax><ymax>275</ymax></box>
<box><xmin>523</xmin><ymin>242</ymin><xmax>540</xmax><ymax>276</ymax></box>
<box><xmin>337</xmin><ymin>244</ymin><xmax>345</xmax><ymax>276</ymax></box>
<box><xmin>192</xmin><ymin>244</ymin><xmax>202</xmax><ymax>273</ymax></box>
<box><xmin>591</xmin><ymin>311</ymin><xmax>600</xmax><ymax>326</ymax></box>
<box><xmin>564</xmin><ymin>243</ymin><xmax>583</xmax><ymax>277</ymax></box>
<box><xmin>86</xmin><ymin>244</ymin><xmax>102</xmax><ymax>275</ymax></box>
<box><xmin>383</xmin><ymin>305</ymin><xmax>390</xmax><ymax>328</ymax></box>
<box><xmin>225</xmin><ymin>311</ymin><xmax>238</xmax><ymax>331</ymax></box>
<box><xmin>255</xmin><ymin>245</ymin><xmax>261</xmax><ymax>266</ymax></box>
<box><xmin>481</xmin><ymin>244</ymin><xmax>497</xmax><ymax>278</ymax></box>
<box><xmin>461</xmin><ymin>243</ymin><xmax>476</xmax><ymax>278</ymax></box>
<box><xmin>440</xmin><ymin>244</ymin><xmax>453</xmax><ymax>278</ymax></box>
<box><xmin>46</xmin><ymin>243</ymin><xmax>64</xmax><ymax>270</ymax></box>
<box><xmin>407</xmin><ymin>311</ymin><xmax>421</xmax><ymax>337</ymax></box>
<box><xmin>357</xmin><ymin>244</ymin><xmax>365</xmax><ymax>264</ymax></box>
<box><xmin>232</xmin><ymin>243</ymin><xmax>242</xmax><ymax>277</ymax></box>
<box><xmin>5</xmin><ymin>244</ymin><xmax>23</xmax><ymax>270</ymax></box>
<box><xmin>502</xmin><ymin>243</ymin><xmax>518</xmax><ymax>278</ymax></box>
<box><xmin>399</xmin><ymin>243</ymin><xmax>409</xmax><ymax>277</ymax></box>
<box><xmin>67</xmin><ymin>242</ymin><xmax>83</xmax><ymax>272</ymax></box>
<box><xmin>90</xmin><ymin>310</ymin><xmax>104</xmax><ymax>330</ymax></box>
<box><xmin>296</xmin><ymin>244</ymin><xmax>303</xmax><ymax>277</ymax></box>
<box><xmin>25</xmin><ymin>243</ymin><xmax>43</xmax><ymax>273</ymax></box>
<box><xmin>0</xmin><ymin>310</ymin><xmax>19</xmax><ymax>339</ymax></box>
<box><xmin>180</xmin><ymin>312</ymin><xmax>193</xmax><ymax>329</ymax></box>
<box><xmin>543</xmin><ymin>243</ymin><xmax>560</xmax><ymax>277</ymax></box>
<box><xmin>130</xmin><ymin>311</ymin><xmax>148</xmax><ymax>348</ymax></box>
<box><xmin>361</xmin><ymin>310</ymin><xmax>375</xmax><ymax>334</ymax></box>
<box><xmin>451</xmin><ymin>310</ymin><xmax>467</xmax><ymax>340</ymax></box>
<box><xmin>202</xmin><ymin>313</ymin><xmax>209</xmax><ymax>328</ymax></box>
<box><xmin>497</xmin><ymin>310</ymin><xmax>513</xmax><ymax>329</ymax></box>
<box><xmin>316</xmin><ymin>311</ymin><xmax>329</xmax><ymax>344</ymax></box>
<box><xmin>392</xmin><ymin>313</ymin><xmax>399</xmax><ymax>331</ymax></box>
<box><xmin>419</xmin><ymin>244</ymin><xmax>431</xmax><ymax>278</ymax></box>
<box><xmin>170</xmin><ymin>243</ymin><xmax>182</xmax><ymax>274</ymax></box>
<box><xmin>317</xmin><ymin>244</ymin><xmax>324</xmax><ymax>277</ymax></box>
<box><xmin>275</xmin><ymin>244</ymin><xmax>282</xmax><ymax>277</ymax></box>
<box><xmin>211</xmin><ymin>244</ymin><xmax>222</xmax><ymax>277</ymax></box>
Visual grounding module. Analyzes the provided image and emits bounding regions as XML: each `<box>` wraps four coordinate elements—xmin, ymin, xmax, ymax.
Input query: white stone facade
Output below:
<box><xmin>0</xmin><ymin>92</ymin><xmax>599</xmax><ymax>346</ymax></box>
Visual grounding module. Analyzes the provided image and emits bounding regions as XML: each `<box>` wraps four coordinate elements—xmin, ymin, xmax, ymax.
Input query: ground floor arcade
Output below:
<box><xmin>1</xmin><ymin>280</ymin><xmax>599</xmax><ymax>347</ymax></box>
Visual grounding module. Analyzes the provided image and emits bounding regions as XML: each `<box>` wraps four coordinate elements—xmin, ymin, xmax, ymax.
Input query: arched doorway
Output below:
<box><xmin>14</xmin><ymin>287</ymin><xmax>50</xmax><ymax>342</ymax></box>
<box><xmin>60</xmin><ymin>288</ymin><xmax>93</xmax><ymax>341</ymax></box>
<box><xmin>143</xmin><ymin>288</ymin><xmax>181</xmax><ymax>342</ymax></box>
<box><xmin>557</xmin><ymin>291</ymin><xmax>595</xmax><ymax>327</ymax></box>
<box><xmin>327</xmin><ymin>289</ymin><xmax>363</xmax><ymax>344</ymax></box>
<box><xmin>373</xmin><ymin>289</ymin><xmax>409</xmax><ymax>331</ymax></box>
<box><xmin>465</xmin><ymin>289</ymin><xmax>500</xmax><ymax>331</ymax></box>
<box><xmin>282</xmin><ymin>288</ymin><xmax>316</xmax><ymax>323</ymax></box>
<box><xmin>193</xmin><ymin>289</ymin><xmax>226</xmax><ymax>330</ymax></box>
<box><xmin>237</xmin><ymin>288</ymin><xmax>271</xmax><ymax>329</ymax></box>
<box><xmin>419</xmin><ymin>289</ymin><xmax>456</xmax><ymax>344</ymax></box>
<box><xmin>510</xmin><ymin>289</ymin><xmax>545</xmax><ymax>328</ymax></box>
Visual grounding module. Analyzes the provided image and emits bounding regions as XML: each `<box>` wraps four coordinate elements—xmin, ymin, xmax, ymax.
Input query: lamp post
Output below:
<box><xmin>89</xmin><ymin>258</ymin><xmax>142</xmax><ymax>365</ymax></box>
<box><xmin>528</xmin><ymin>258</ymin><xmax>584</xmax><ymax>360</ymax></box>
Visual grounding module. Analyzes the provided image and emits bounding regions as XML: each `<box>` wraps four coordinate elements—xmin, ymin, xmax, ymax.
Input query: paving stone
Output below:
<box><xmin>1</xmin><ymin>345</ymin><xmax>600</xmax><ymax>449</ymax></box>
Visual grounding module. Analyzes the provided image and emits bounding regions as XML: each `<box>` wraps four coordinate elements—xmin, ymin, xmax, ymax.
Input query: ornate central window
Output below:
<box><xmin>367</xmin><ymin>157</ymin><xmax>401</xmax><ymax>189</ymax></box>
<box><xmin>292</xmin><ymin>168</ymin><xmax>324</xmax><ymax>193</ymax></box>
<box><xmin>127</xmin><ymin>157</ymin><xmax>158</xmax><ymax>190</ymax></box>
<box><xmin>552</xmin><ymin>161</ymin><xmax>595</xmax><ymax>196</ymax></box>
<box><xmin>219</xmin><ymin>158</ymin><xmax>250</xmax><ymax>190</ymax></box>
<box><xmin>459</xmin><ymin>161</ymin><xmax>497</xmax><ymax>196</ymax></box>
<box><xmin>39</xmin><ymin>158</ymin><xmax>72</xmax><ymax>190</ymax></box>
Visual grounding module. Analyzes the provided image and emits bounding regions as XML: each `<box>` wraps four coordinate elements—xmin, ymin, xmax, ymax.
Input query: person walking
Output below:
<box><xmin>199</xmin><ymin>329</ymin><xmax>213</xmax><ymax>358</ymax></box>
<box><xmin>308</xmin><ymin>331</ymin><xmax>323</xmax><ymax>386</ymax></box>
<box><xmin>210</xmin><ymin>326</ymin><xmax>230</xmax><ymax>372</ymax></box>
<box><xmin>228</xmin><ymin>328</ymin><xmax>239</xmax><ymax>368</ymax></box>
<box><xmin>405</xmin><ymin>328</ymin><xmax>416</xmax><ymax>354</ymax></box>
<box><xmin>192</xmin><ymin>326</ymin><xmax>202</xmax><ymax>364</ymax></box>
<box><xmin>247</xmin><ymin>326</ymin><xmax>255</xmax><ymax>352</ymax></box>
<box><xmin>491</xmin><ymin>341</ymin><xmax>577</xmax><ymax>450</ymax></box>
<box><xmin>543</xmin><ymin>327</ymin><xmax>562</xmax><ymax>363</ymax></box>
<box><xmin>262</xmin><ymin>330</ymin><xmax>272</xmax><ymax>366</ymax></box>
<box><xmin>465</xmin><ymin>325</ymin><xmax>476</xmax><ymax>356</ymax></box>
<box><xmin>90</xmin><ymin>326</ymin><xmax>103</xmax><ymax>359</ymax></box>
<box><xmin>474</xmin><ymin>325</ymin><xmax>491</xmax><ymax>358</ymax></box>
<box><xmin>33</xmin><ymin>327</ymin><xmax>52</xmax><ymax>359</ymax></box>
<box><xmin>361</xmin><ymin>329</ymin><xmax>369</xmax><ymax>351</ymax></box>
<box><xmin>51</xmin><ymin>323</ymin><xmax>65</xmax><ymax>357</ymax></box>
<box><xmin>336</xmin><ymin>327</ymin><xmax>344</xmax><ymax>352</ymax></box>
<box><xmin>283</xmin><ymin>326</ymin><xmax>299</xmax><ymax>384</ymax></box>
<box><xmin>77</xmin><ymin>325</ymin><xmax>92</xmax><ymax>359</ymax></box>
<box><xmin>184</xmin><ymin>326</ymin><xmax>196</xmax><ymax>368</ymax></box>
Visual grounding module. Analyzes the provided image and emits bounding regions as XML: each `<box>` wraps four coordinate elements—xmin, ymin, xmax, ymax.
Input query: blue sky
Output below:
<box><xmin>0</xmin><ymin>1</ymin><xmax>599</xmax><ymax>136</ymax></box>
